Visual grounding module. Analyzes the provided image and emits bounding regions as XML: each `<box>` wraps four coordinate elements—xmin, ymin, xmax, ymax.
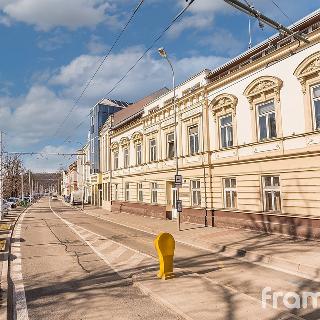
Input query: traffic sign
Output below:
<box><xmin>175</xmin><ymin>174</ymin><xmax>182</xmax><ymax>187</ymax></box>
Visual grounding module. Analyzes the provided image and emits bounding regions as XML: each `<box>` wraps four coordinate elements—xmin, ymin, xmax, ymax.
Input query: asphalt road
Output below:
<box><xmin>11</xmin><ymin>198</ymin><xmax>320</xmax><ymax>319</ymax></box>
<box><xmin>15</xmin><ymin>199</ymin><xmax>181</xmax><ymax>320</ymax></box>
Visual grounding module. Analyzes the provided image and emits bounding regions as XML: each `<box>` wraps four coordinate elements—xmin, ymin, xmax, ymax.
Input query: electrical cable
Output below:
<box><xmin>61</xmin><ymin>0</ymin><xmax>196</xmax><ymax>145</ymax></box>
<box><xmin>52</xmin><ymin>0</ymin><xmax>145</xmax><ymax>138</ymax></box>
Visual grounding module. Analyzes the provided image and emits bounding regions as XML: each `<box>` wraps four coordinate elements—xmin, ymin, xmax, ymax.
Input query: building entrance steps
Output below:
<box><xmin>79</xmin><ymin>205</ymin><xmax>320</xmax><ymax>281</ymax></box>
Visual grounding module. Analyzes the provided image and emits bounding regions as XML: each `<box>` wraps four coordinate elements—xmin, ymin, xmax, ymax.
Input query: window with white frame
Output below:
<box><xmin>262</xmin><ymin>176</ymin><xmax>281</xmax><ymax>212</ymax></box>
<box><xmin>189</xmin><ymin>126</ymin><xmax>199</xmax><ymax>154</ymax></box>
<box><xmin>223</xmin><ymin>178</ymin><xmax>237</xmax><ymax>208</ymax></box>
<box><xmin>149</xmin><ymin>139</ymin><xmax>157</xmax><ymax>162</ymax></box>
<box><xmin>191</xmin><ymin>180</ymin><xmax>201</xmax><ymax>206</ymax></box>
<box><xmin>137</xmin><ymin>183</ymin><xmax>143</xmax><ymax>202</ymax></box>
<box><xmin>123</xmin><ymin>148</ymin><xmax>129</xmax><ymax>168</ymax></box>
<box><xmin>125</xmin><ymin>182</ymin><xmax>130</xmax><ymax>201</ymax></box>
<box><xmin>113</xmin><ymin>151</ymin><xmax>119</xmax><ymax>170</ymax></box>
<box><xmin>167</xmin><ymin>133</ymin><xmax>175</xmax><ymax>158</ymax></box>
<box><xmin>219</xmin><ymin>114</ymin><xmax>233</xmax><ymax>148</ymax></box>
<box><xmin>311</xmin><ymin>84</ymin><xmax>320</xmax><ymax>130</ymax></box>
<box><xmin>136</xmin><ymin>143</ymin><xmax>142</xmax><ymax>165</ymax></box>
<box><xmin>257</xmin><ymin>100</ymin><xmax>277</xmax><ymax>141</ymax></box>
<box><xmin>151</xmin><ymin>182</ymin><xmax>158</xmax><ymax>204</ymax></box>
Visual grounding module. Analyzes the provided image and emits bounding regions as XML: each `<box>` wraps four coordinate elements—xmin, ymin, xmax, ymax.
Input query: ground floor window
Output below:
<box><xmin>125</xmin><ymin>182</ymin><xmax>130</xmax><ymax>201</ymax></box>
<box><xmin>112</xmin><ymin>184</ymin><xmax>118</xmax><ymax>201</ymax></box>
<box><xmin>262</xmin><ymin>176</ymin><xmax>281</xmax><ymax>212</ymax></box>
<box><xmin>151</xmin><ymin>182</ymin><xmax>158</xmax><ymax>204</ymax></box>
<box><xmin>223</xmin><ymin>178</ymin><xmax>237</xmax><ymax>208</ymax></box>
<box><xmin>191</xmin><ymin>180</ymin><xmax>201</xmax><ymax>206</ymax></box>
<box><xmin>137</xmin><ymin>183</ymin><xmax>143</xmax><ymax>202</ymax></box>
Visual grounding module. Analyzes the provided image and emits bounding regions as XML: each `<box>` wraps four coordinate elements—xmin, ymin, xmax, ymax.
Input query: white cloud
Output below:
<box><xmin>200</xmin><ymin>29</ymin><xmax>245</xmax><ymax>56</ymax></box>
<box><xmin>0</xmin><ymin>46</ymin><xmax>227</xmax><ymax>171</ymax></box>
<box><xmin>168</xmin><ymin>0</ymin><xmax>230</xmax><ymax>38</ymax></box>
<box><xmin>24</xmin><ymin>144</ymin><xmax>77</xmax><ymax>172</ymax></box>
<box><xmin>86</xmin><ymin>35</ymin><xmax>109</xmax><ymax>54</ymax></box>
<box><xmin>0</xmin><ymin>0</ymin><xmax>114</xmax><ymax>31</ymax></box>
<box><xmin>37</xmin><ymin>31</ymin><xmax>70</xmax><ymax>51</ymax></box>
<box><xmin>170</xmin><ymin>0</ymin><xmax>320</xmax><ymax>38</ymax></box>
<box><xmin>50</xmin><ymin>46</ymin><xmax>227</xmax><ymax>102</ymax></box>
<box><xmin>0</xmin><ymin>85</ymin><xmax>86</xmax><ymax>149</ymax></box>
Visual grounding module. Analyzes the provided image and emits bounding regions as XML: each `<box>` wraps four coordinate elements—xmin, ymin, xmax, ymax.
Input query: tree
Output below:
<box><xmin>3</xmin><ymin>154</ymin><xmax>24</xmax><ymax>198</ymax></box>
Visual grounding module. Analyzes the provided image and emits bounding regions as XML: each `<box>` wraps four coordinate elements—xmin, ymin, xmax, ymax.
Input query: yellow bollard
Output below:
<box><xmin>154</xmin><ymin>232</ymin><xmax>175</xmax><ymax>280</ymax></box>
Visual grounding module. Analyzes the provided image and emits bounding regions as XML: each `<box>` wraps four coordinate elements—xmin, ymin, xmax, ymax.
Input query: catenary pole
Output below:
<box><xmin>223</xmin><ymin>0</ymin><xmax>309</xmax><ymax>43</ymax></box>
<box><xmin>21</xmin><ymin>171</ymin><xmax>24</xmax><ymax>200</ymax></box>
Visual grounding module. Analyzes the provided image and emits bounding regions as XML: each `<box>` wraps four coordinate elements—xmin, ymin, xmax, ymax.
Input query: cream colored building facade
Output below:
<box><xmin>97</xmin><ymin>11</ymin><xmax>320</xmax><ymax>237</ymax></box>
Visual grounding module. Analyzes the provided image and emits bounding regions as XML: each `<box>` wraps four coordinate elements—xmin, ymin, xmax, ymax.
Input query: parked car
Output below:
<box><xmin>6</xmin><ymin>197</ymin><xmax>18</xmax><ymax>208</ymax></box>
<box><xmin>2</xmin><ymin>200</ymin><xmax>10</xmax><ymax>211</ymax></box>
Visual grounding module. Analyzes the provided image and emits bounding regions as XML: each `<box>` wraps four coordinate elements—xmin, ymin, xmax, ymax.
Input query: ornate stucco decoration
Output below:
<box><xmin>294</xmin><ymin>51</ymin><xmax>320</xmax><ymax>94</ymax></box>
<box><xmin>119</xmin><ymin>137</ymin><xmax>130</xmax><ymax>147</ymax></box>
<box><xmin>210</xmin><ymin>93</ymin><xmax>238</xmax><ymax>122</ymax></box>
<box><xmin>131</xmin><ymin>131</ymin><xmax>143</xmax><ymax>143</ymax></box>
<box><xmin>110</xmin><ymin>142</ymin><xmax>119</xmax><ymax>150</ymax></box>
<box><xmin>244</xmin><ymin>76</ymin><xmax>283</xmax><ymax>108</ymax></box>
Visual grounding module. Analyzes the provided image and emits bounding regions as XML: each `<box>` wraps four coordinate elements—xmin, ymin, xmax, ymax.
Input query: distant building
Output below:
<box><xmin>89</xmin><ymin>99</ymin><xmax>130</xmax><ymax>174</ymax></box>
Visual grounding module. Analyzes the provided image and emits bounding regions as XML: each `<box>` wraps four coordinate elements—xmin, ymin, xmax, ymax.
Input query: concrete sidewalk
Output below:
<box><xmin>80</xmin><ymin>205</ymin><xmax>320</xmax><ymax>281</ymax></box>
<box><xmin>133</xmin><ymin>269</ymin><xmax>298</xmax><ymax>320</ymax></box>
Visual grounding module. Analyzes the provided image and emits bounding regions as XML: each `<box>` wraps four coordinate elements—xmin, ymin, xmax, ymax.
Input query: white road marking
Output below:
<box><xmin>11</xmin><ymin>209</ymin><xmax>30</xmax><ymax>320</ymax></box>
<box><xmin>107</xmin><ymin>246</ymin><xmax>127</xmax><ymax>263</ymax></box>
<box><xmin>49</xmin><ymin>200</ymin><xmax>156</xmax><ymax>278</ymax></box>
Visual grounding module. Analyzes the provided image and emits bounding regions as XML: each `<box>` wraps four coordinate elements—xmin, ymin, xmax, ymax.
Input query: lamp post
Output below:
<box><xmin>158</xmin><ymin>47</ymin><xmax>181</xmax><ymax>231</ymax></box>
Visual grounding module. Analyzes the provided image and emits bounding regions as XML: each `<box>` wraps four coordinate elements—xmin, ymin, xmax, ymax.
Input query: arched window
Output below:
<box><xmin>294</xmin><ymin>51</ymin><xmax>320</xmax><ymax>132</ymax></box>
<box><xmin>131</xmin><ymin>132</ymin><xmax>143</xmax><ymax>165</ymax></box>
<box><xmin>244</xmin><ymin>76</ymin><xmax>283</xmax><ymax>142</ymax></box>
<box><xmin>110</xmin><ymin>142</ymin><xmax>119</xmax><ymax>170</ymax></box>
<box><xmin>120</xmin><ymin>137</ymin><xmax>130</xmax><ymax>168</ymax></box>
<box><xmin>210</xmin><ymin>93</ymin><xmax>238</xmax><ymax>149</ymax></box>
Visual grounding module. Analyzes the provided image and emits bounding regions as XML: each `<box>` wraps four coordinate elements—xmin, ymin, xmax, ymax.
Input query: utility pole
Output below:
<box><xmin>31</xmin><ymin>178</ymin><xmax>34</xmax><ymax>200</ymax></box>
<box><xmin>223</xmin><ymin>0</ymin><xmax>309</xmax><ymax>43</ymax></box>
<box><xmin>28</xmin><ymin>170</ymin><xmax>31</xmax><ymax>202</ymax></box>
<box><xmin>21</xmin><ymin>171</ymin><xmax>24</xmax><ymax>200</ymax></box>
<box><xmin>0</xmin><ymin>131</ymin><xmax>3</xmax><ymax>220</ymax></box>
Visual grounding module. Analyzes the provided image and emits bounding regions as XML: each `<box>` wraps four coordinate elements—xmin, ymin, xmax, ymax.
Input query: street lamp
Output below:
<box><xmin>158</xmin><ymin>47</ymin><xmax>181</xmax><ymax>231</ymax></box>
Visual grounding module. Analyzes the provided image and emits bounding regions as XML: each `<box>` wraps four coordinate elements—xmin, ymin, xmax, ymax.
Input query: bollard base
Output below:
<box><xmin>158</xmin><ymin>272</ymin><xmax>175</xmax><ymax>280</ymax></box>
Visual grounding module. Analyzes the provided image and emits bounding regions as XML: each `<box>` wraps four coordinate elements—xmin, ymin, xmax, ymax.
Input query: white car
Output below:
<box><xmin>51</xmin><ymin>195</ymin><xmax>58</xmax><ymax>201</ymax></box>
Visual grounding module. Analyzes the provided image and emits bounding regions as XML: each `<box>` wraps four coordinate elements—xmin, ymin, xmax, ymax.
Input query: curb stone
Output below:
<box><xmin>0</xmin><ymin>209</ymin><xmax>22</xmax><ymax>320</ymax></box>
<box><xmin>1</xmin><ymin>206</ymin><xmax>30</xmax><ymax>320</ymax></box>
<box><xmin>60</xmin><ymin>201</ymin><xmax>320</xmax><ymax>281</ymax></box>
<box><xmin>81</xmin><ymin>209</ymin><xmax>320</xmax><ymax>281</ymax></box>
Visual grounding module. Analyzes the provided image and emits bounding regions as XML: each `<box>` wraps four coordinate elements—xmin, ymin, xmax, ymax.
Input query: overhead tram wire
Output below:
<box><xmin>62</xmin><ymin>0</ymin><xmax>197</xmax><ymax>145</ymax></box>
<box><xmin>52</xmin><ymin>0</ymin><xmax>145</xmax><ymax>138</ymax></box>
<box><xmin>65</xmin><ymin>2</ymin><xmax>316</xmax><ymax>149</ymax></box>
<box><xmin>270</xmin><ymin>0</ymin><xmax>294</xmax><ymax>25</ymax></box>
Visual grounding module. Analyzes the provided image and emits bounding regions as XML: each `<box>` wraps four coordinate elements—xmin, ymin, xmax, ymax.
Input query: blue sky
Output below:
<box><xmin>0</xmin><ymin>0</ymin><xmax>319</xmax><ymax>171</ymax></box>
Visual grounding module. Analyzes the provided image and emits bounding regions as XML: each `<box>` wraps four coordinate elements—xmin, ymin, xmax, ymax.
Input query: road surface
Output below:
<box><xmin>9</xmin><ymin>198</ymin><xmax>320</xmax><ymax>319</ymax></box>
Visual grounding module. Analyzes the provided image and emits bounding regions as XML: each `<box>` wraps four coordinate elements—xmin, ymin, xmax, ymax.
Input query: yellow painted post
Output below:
<box><xmin>154</xmin><ymin>232</ymin><xmax>175</xmax><ymax>280</ymax></box>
